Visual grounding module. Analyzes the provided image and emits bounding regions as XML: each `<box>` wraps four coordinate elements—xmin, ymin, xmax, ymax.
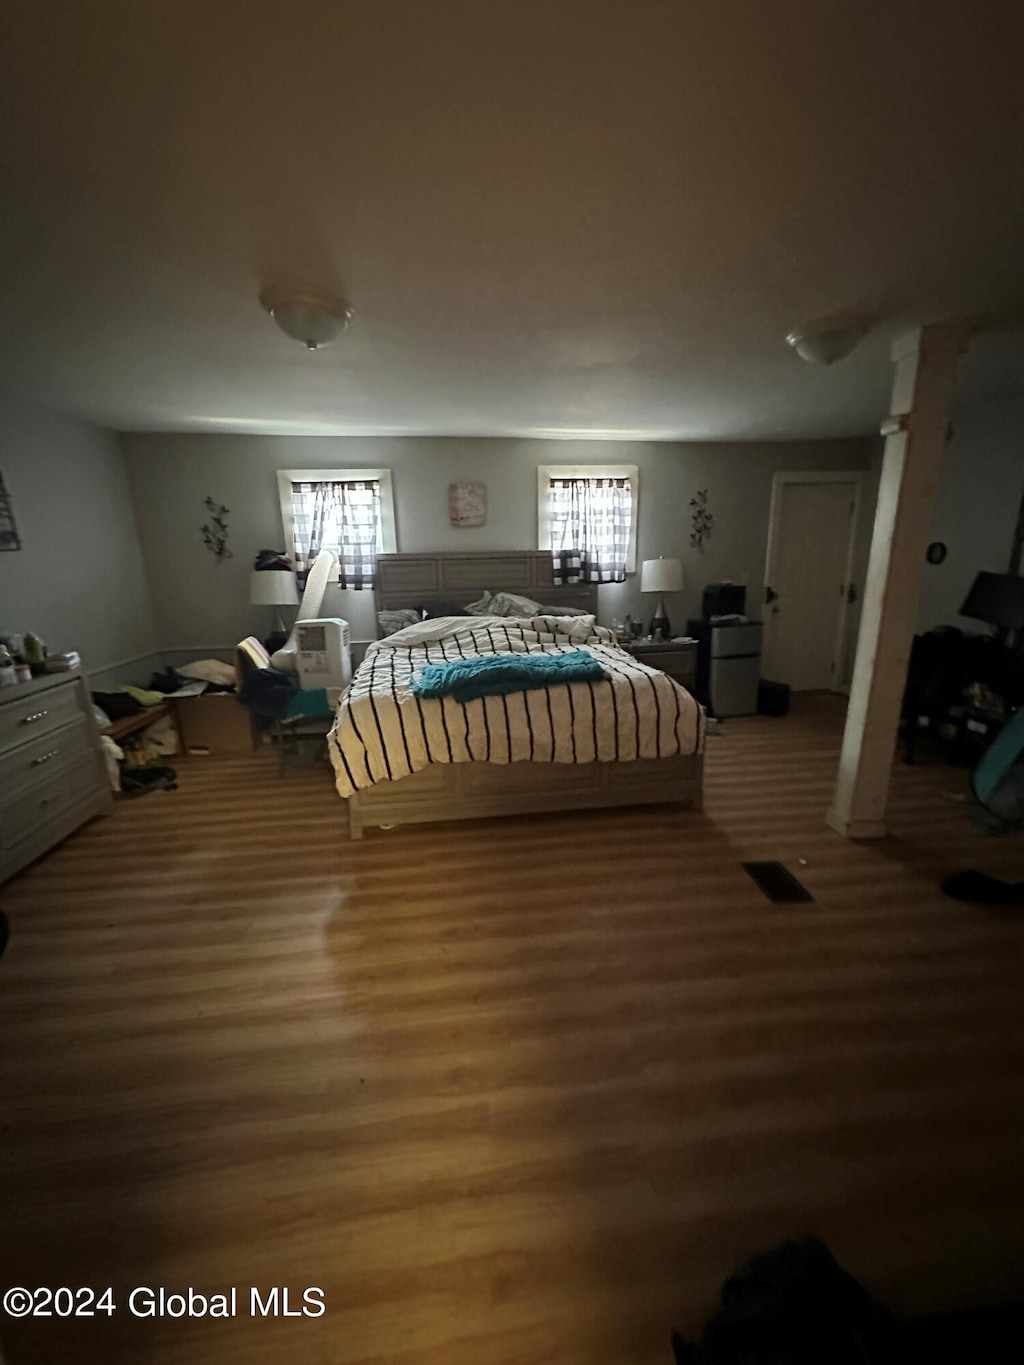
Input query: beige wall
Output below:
<box><xmin>5</xmin><ymin>392</ymin><xmax>1012</xmax><ymax>687</ymax></box>
<box><xmin>120</xmin><ymin>433</ymin><xmax>876</xmax><ymax>650</ymax></box>
<box><xmin>0</xmin><ymin>401</ymin><xmax>160</xmax><ymax>682</ymax></box>
<box><xmin>917</xmin><ymin>395</ymin><xmax>1024</xmax><ymax>632</ymax></box>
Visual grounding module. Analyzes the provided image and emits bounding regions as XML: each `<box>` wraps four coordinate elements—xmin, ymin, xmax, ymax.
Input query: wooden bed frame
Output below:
<box><xmin>345</xmin><ymin>550</ymin><xmax>704</xmax><ymax>838</ymax></box>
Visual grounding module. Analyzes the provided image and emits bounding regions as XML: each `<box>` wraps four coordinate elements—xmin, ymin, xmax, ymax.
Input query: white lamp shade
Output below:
<box><xmin>641</xmin><ymin>557</ymin><xmax>683</xmax><ymax>594</ymax></box>
<box><xmin>250</xmin><ymin>569</ymin><xmax>299</xmax><ymax>607</ymax></box>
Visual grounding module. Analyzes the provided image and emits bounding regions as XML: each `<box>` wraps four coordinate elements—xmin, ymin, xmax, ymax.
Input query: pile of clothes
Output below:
<box><xmin>91</xmin><ymin>658</ymin><xmax>237</xmax><ymax>726</ymax></box>
<box><xmin>91</xmin><ymin>658</ymin><xmax>238</xmax><ymax>799</ymax></box>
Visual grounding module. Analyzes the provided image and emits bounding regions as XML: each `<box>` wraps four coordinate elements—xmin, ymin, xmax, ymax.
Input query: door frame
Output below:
<box><xmin>763</xmin><ymin>470</ymin><xmax>865</xmax><ymax>693</ymax></box>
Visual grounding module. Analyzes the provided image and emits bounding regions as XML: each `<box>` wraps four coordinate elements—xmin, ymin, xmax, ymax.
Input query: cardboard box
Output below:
<box><xmin>172</xmin><ymin>693</ymin><xmax>259</xmax><ymax>755</ymax></box>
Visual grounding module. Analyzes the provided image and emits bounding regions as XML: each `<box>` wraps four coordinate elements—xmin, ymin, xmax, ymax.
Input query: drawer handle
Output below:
<box><xmin>31</xmin><ymin>749</ymin><xmax>60</xmax><ymax>767</ymax></box>
<box><xmin>19</xmin><ymin>710</ymin><xmax>50</xmax><ymax>725</ymax></box>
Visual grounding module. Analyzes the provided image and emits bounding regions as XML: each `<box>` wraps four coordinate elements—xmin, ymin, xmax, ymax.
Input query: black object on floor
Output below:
<box><xmin>941</xmin><ymin>869</ymin><xmax>1024</xmax><ymax>905</ymax></box>
<box><xmin>742</xmin><ymin>860</ymin><xmax>813</xmax><ymax>903</ymax></box>
<box><xmin>672</xmin><ymin>1237</ymin><xmax>894</xmax><ymax>1363</ymax></box>
<box><xmin>672</xmin><ymin>1237</ymin><xmax>1024</xmax><ymax>1364</ymax></box>
<box><xmin>121</xmin><ymin>765</ymin><xmax>178</xmax><ymax>799</ymax></box>
<box><xmin>757</xmin><ymin>679</ymin><xmax>791</xmax><ymax>716</ymax></box>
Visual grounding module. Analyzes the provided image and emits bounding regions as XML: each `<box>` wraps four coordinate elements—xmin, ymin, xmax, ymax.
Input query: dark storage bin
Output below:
<box><xmin>757</xmin><ymin>679</ymin><xmax>791</xmax><ymax>716</ymax></box>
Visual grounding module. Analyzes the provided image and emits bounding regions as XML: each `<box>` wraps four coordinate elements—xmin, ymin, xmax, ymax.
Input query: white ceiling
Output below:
<box><xmin>2</xmin><ymin>1</ymin><xmax>1023</xmax><ymax>440</ymax></box>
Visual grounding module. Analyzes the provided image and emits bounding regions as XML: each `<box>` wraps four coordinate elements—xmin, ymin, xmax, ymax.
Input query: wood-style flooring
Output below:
<box><xmin>1</xmin><ymin>695</ymin><xmax>1023</xmax><ymax>1365</ymax></box>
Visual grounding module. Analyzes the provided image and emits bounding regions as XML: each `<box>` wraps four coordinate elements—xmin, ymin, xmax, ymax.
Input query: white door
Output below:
<box><xmin>762</xmin><ymin>477</ymin><xmax>859</xmax><ymax>691</ymax></box>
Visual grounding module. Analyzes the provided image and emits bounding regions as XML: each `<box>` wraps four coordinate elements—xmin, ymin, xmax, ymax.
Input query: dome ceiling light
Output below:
<box><xmin>259</xmin><ymin>286</ymin><xmax>354</xmax><ymax>351</ymax></box>
<box><xmin>785</xmin><ymin>319</ymin><xmax>870</xmax><ymax>366</ymax></box>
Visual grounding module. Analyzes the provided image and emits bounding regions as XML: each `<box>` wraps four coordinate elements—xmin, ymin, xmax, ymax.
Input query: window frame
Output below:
<box><xmin>537</xmin><ymin>464</ymin><xmax>639</xmax><ymax>575</ymax></box>
<box><xmin>276</xmin><ymin>468</ymin><xmax>397</xmax><ymax>569</ymax></box>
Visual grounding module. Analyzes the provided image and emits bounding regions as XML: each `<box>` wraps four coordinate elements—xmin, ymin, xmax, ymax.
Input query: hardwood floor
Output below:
<box><xmin>1</xmin><ymin>695</ymin><xmax>1023</xmax><ymax>1365</ymax></box>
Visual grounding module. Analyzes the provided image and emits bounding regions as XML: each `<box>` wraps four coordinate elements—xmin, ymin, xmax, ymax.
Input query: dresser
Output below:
<box><xmin>623</xmin><ymin>639</ymin><xmax>698</xmax><ymax>691</ymax></box>
<box><xmin>0</xmin><ymin>671</ymin><xmax>113</xmax><ymax>885</ymax></box>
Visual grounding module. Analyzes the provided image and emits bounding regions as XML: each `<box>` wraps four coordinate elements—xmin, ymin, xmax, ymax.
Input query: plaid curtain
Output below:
<box><xmin>549</xmin><ymin>477</ymin><xmax>631</xmax><ymax>584</ymax></box>
<box><xmin>290</xmin><ymin>479</ymin><xmax>382</xmax><ymax>590</ymax></box>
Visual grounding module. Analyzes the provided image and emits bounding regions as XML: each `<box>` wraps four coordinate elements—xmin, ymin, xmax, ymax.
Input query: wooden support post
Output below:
<box><xmin>827</xmin><ymin>323</ymin><xmax>969</xmax><ymax>839</ymax></box>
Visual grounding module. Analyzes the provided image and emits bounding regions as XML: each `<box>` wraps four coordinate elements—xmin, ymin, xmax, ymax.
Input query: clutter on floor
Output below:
<box><xmin>91</xmin><ymin>657</ymin><xmax>244</xmax><ymax>792</ymax></box>
<box><xmin>120</xmin><ymin>765</ymin><xmax>178</xmax><ymax>798</ymax></box>
<box><xmin>0</xmin><ymin>630</ymin><xmax>185</xmax><ymax>804</ymax></box>
<box><xmin>98</xmin><ymin>733</ymin><xmax>123</xmax><ymax>792</ymax></box>
<box><xmin>900</xmin><ymin>626</ymin><xmax>1022</xmax><ymax>765</ymax></box>
<box><xmin>3</xmin><ymin>628</ymin><xmax>338</xmax><ymax>786</ymax></box>
<box><xmin>95</xmin><ymin>703</ymin><xmax>180</xmax><ymax>798</ymax></box>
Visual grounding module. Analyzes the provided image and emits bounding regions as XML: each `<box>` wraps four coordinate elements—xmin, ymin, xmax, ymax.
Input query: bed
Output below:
<box><xmin>332</xmin><ymin>551</ymin><xmax>704</xmax><ymax>838</ymax></box>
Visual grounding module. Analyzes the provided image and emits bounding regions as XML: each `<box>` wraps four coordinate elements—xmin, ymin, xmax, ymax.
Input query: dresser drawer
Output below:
<box><xmin>0</xmin><ymin>681</ymin><xmax>85</xmax><ymax>756</ymax></box>
<box><xmin>0</xmin><ymin>753</ymin><xmax>104</xmax><ymax>852</ymax></box>
<box><xmin>0</xmin><ymin>787</ymin><xmax>111</xmax><ymax>885</ymax></box>
<box><xmin>0</xmin><ymin>717</ymin><xmax>94</xmax><ymax>803</ymax></box>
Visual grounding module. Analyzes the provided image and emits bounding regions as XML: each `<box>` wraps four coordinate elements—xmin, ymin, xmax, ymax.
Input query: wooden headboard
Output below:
<box><xmin>374</xmin><ymin>551</ymin><xmax>598</xmax><ymax>616</ymax></box>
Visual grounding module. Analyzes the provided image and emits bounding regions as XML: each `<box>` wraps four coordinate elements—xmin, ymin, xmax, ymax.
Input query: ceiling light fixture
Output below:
<box><xmin>259</xmin><ymin>286</ymin><xmax>354</xmax><ymax>351</ymax></box>
<box><xmin>785</xmin><ymin>319</ymin><xmax>869</xmax><ymax>366</ymax></box>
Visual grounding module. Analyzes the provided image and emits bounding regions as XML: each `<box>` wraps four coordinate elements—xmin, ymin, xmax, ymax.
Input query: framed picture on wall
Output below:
<box><xmin>448</xmin><ymin>480</ymin><xmax>487</xmax><ymax>528</ymax></box>
<box><xmin>0</xmin><ymin>471</ymin><xmax>21</xmax><ymax>551</ymax></box>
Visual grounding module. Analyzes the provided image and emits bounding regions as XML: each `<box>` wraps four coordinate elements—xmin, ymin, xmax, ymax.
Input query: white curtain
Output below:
<box><xmin>290</xmin><ymin>479</ymin><xmax>382</xmax><ymax>589</ymax></box>
<box><xmin>549</xmin><ymin>477</ymin><xmax>631</xmax><ymax>584</ymax></box>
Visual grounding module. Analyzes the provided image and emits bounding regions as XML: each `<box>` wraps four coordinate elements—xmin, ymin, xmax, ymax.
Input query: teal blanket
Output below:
<box><xmin>412</xmin><ymin>649</ymin><xmax>609</xmax><ymax>702</ymax></box>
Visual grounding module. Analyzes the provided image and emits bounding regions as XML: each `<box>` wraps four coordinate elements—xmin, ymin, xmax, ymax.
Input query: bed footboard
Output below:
<box><xmin>346</xmin><ymin>751</ymin><xmax>702</xmax><ymax>838</ymax></box>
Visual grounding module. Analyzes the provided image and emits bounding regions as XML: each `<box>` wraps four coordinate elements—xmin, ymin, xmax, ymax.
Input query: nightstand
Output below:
<box><xmin>623</xmin><ymin>639</ymin><xmax>698</xmax><ymax>690</ymax></box>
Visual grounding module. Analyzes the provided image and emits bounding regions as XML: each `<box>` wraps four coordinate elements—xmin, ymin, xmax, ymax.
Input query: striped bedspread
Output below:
<box><xmin>328</xmin><ymin>615</ymin><xmax>704</xmax><ymax>798</ymax></box>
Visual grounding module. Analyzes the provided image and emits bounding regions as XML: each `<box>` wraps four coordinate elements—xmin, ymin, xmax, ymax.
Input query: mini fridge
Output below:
<box><xmin>687</xmin><ymin>619</ymin><xmax>763</xmax><ymax>717</ymax></box>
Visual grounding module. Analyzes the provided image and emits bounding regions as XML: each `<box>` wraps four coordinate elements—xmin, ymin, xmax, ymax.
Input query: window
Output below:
<box><xmin>277</xmin><ymin>469</ymin><xmax>396</xmax><ymax>590</ymax></box>
<box><xmin>537</xmin><ymin>465</ymin><xmax>638</xmax><ymax>583</ymax></box>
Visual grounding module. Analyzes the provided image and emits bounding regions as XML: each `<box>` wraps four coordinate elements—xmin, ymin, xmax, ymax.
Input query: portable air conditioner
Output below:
<box><xmin>295</xmin><ymin>618</ymin><xmax>352</xmax><ymax>690</ymax></box>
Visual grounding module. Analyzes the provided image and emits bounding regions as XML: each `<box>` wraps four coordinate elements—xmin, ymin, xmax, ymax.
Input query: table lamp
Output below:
<box><xmin>641</xmin><ymin>557</ymin><xmax>683</xmax><ymax>639</ymax></box>
<box><xmin>250</xmin><ymin>568</ymin><xmax>298</xmax><ymax>632</ymax></box>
